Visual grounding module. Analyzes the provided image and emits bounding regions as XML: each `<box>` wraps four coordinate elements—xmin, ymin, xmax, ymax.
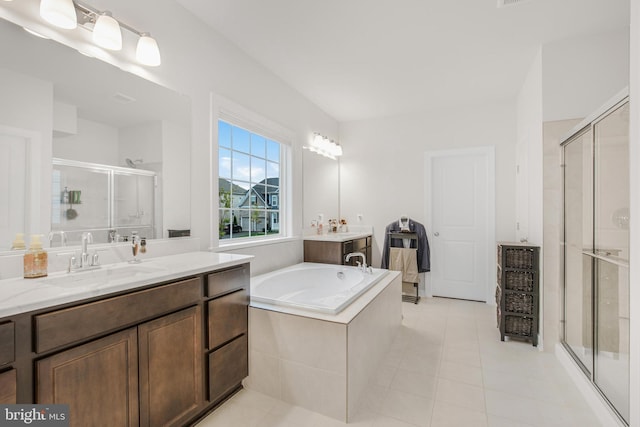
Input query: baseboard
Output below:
<box><xmin>555</xmin><ymin>343</ymin><xmax>626</xmax><ymax>427</ymax></box>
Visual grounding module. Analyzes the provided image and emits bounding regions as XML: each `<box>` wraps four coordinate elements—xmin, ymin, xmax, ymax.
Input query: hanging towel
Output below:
<box><xmin>389</xmin><ymin>247</ymin><xmax>419</xmax><ymax>283</ymax></box>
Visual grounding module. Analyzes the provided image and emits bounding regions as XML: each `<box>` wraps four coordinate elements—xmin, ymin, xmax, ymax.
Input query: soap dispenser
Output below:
<box><xmin>11</xmin><ymin>233</ymin><xmax>26</xmax><ymax>250</ymax></box>
<box><xmin>24</xmin><ymin>234</ymin><xmax>48</xmax><ymax>278</ymax></box>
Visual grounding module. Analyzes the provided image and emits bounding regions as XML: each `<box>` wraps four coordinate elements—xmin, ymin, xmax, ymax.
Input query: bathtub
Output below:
<box><xmin>246</xmin><ymin>263</ymin><xmax>401</xmax><ymax>421</ymax></box>
<box><xmin>250</xmin><ymin>262</ymin><xmax>388</xmax><ymax>314</ymax></box>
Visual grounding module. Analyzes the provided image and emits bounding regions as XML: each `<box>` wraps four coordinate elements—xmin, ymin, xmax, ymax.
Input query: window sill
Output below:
<box><xmin>212</xmin><ymin>235</ymin><xmax>301</xmax><ymax>252</ymax></box>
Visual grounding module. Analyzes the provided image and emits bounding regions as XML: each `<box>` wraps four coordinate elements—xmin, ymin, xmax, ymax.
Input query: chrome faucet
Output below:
<box><xmin>67</xmin><ymin>232</ymin><xmax>100</xmax><ymax>272</ymax></box>
<box><xmin>80</xmin><ymin>232</ymin><xmax>93</xmax><ymax>268</ymax></box>
<box><xmin>345</xmin><ymin>252</ymin><xmax>368</xmax><ymax>272</ymax></box>
<box><xmin>48</xmin><ymin>231</ymin><xmax>67</xmax><ymax>247</ymax></box>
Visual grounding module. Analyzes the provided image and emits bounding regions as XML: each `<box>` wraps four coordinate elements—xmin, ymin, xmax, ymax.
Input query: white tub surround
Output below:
<box><xmin>0</xmin><ymin>251</ymin><xmax>252</xmax><ymax>317</ymax></box>
<box><xmin>246</xmin><ymin>266</ymin><xmax>402</xmax><ymax>422</ymax></box>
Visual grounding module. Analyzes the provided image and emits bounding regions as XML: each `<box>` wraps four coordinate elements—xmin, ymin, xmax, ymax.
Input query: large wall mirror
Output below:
<box><xmin>0</xmin><ymin>18</ymin><xmax>191</xmax><ymax>251</ymax></box>
<box><xmin>302</xmin><ymin>149</ymin><xmax>339</xmax><ymax>230</ymax></box>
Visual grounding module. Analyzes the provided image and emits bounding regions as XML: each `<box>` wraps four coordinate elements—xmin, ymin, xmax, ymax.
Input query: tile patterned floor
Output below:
<box><xmin>197</xmin><ymin>297</ymin><xmax>601</xmax><ymax>427</ymax></box>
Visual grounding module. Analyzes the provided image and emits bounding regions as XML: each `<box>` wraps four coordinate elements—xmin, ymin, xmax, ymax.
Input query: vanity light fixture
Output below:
<box><xmin>136</xmin><ymin>33</ymin><xmax>161</xmax><ymax>67</ymax></box>
<box><xmin>92</xmin><ymin>11</ymin><xmax>122</xmax><ymax>51</ymax></box>
<box><xmin>305</xmin><ymin>133</ymin><xmax>343</xmax><ymax>160</ymax></box>
<box><xmin>38</xmin><ymin>0</ymin><xmax>162</xmax><ymax>66</ymax></box>
<box><xmin>40</xmin><ymin>0</ymin><xmax>77</xmax><ymax>30</ymax></box>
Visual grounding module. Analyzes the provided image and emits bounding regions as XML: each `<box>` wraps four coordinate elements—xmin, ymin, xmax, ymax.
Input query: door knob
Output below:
<box><xmin>434</xmin><ymin>232</ymin><xmax>440</xmax><ymax>236</ymax></box>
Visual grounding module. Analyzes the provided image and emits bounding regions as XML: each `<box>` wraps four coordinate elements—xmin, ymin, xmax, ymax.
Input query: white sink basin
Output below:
<box><xmin>42</xmin><ymin>264</ymin><xmax>166</xmax><ymax>287</ymax></box>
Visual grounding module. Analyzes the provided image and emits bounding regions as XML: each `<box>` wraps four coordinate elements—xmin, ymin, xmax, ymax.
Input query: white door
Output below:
<box><xmin>426</xmin><ymin>148</ymin><xmax>494</xmax><ymax>302</ymax></box>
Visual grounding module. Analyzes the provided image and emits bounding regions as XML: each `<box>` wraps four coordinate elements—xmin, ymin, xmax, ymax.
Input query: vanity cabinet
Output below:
<box><xmin>0</xmin><ymin>321</ymin><xmax>16</xmax><ymax>404</ymax></box>
<box><xmin>304</xmin><ymin>236</ymin><xmax>372</xmax><ymax>266</ymax></box>
<box><xmin>2</xmin><ymin>261</ymin><xmax>250</xmax><ymax>426</ymax></box>
<box><xmin>36</xmin><ymin>281</ymin><xmax>203</xmax><ymax>427</ymax></box>
<box><xmin>205</xmin><ymin>265</ymin><xmax>249</xmax><ymax>404</ymax></box>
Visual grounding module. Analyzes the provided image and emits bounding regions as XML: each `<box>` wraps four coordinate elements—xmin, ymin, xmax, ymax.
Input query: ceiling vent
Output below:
<box><xmin>112</xmin><ymin>92</ymin><xmax>136</xmax><ymax>104</ymax></box>
<box><xmin>497</xmin><ymin>0</ymin><xmax>531</xmax><ymax>7</ymax></box>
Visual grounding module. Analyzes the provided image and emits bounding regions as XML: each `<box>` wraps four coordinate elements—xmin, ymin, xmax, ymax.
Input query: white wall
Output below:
<box><xmin>54</xmin><ymin>118</ymin><xmax>119</xmax><ymax>165</ymax></box>
<box><xmin>119</xmin><ymin>122</ymin><xmax>163</xmax><ymax>166</ymax></box>
<box><xmin>339</xmin><ymin>101</ymin><xmax>517</xmax><ymax>268</ymax></box>
<box><xmin>516</xmin><ymin>50</ymin><xmax>544</xmax><ymax>247</ymax></box>
<box><xmin>543</xmin><ymin>29</ymin><xmax>630</xmax><ymax>122</ymax></box>
<box><xmin>161</xmin><ymin>120</ymin><xmax>191</xmax><ymax>235</ymax></box>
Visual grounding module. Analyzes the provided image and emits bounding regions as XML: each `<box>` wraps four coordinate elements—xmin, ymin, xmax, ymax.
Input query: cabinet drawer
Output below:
<box><xmin>35</xmin><ymin>277</ymin><xmax>202</xmax><ymax>353</ymax></box>
<box><xmin>207</xmin><ymin>264</ymin><xmax>249</xmax><ymax>298</ymax></box>
<box><xmin>208</xmin><ymin>335</ymin><xmax>248</xmax><ymax>403</ymax></box>
<box><xmin>0</xmin><ymin>369</ymin><xmax>17</xmax><ymax>404</ymax></box>
<box><xmin>0</xmin><ymin>322</ymin><xmax>14</xmax><ymax>366</ymax></box>
<box><xmin>208</xmin><ymin>289</ymin><xmax>248</xmax><ymax>349</ymax></box>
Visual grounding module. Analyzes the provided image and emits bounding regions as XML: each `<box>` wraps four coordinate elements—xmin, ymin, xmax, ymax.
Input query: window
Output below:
<box><xmin>218</xmin><ymin>120</ymin><xmax>282</xmax><ymax>241</ymax></box>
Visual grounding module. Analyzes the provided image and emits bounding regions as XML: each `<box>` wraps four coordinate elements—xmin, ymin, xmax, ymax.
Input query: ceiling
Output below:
<box><xmin>176</xmin><ymin>0</ymin><xmax>629</xmax><ymax>122</ymax></box>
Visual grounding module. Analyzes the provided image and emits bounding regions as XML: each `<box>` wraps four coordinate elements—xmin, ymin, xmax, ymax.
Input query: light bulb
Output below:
<box><xmin>40</xmin><ymin>0</ymin><xmax>77</xmax><ymax>29</ymax></box>
<box><xmin>93</xmin><ymin>11</ymin><xmax>122</xmax><ymax>51</ymax></box>
<box><xmin>136</xmin><ymin>33</ymin><xmax>161</xmax><ymax>66</ymax></box>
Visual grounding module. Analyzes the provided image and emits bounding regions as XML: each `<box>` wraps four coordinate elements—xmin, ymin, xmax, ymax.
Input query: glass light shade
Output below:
<box><xmin>136</xmin><ymin>33</ymin><xmax>161</xmax><ymax>66</ymax></box>
<box><xmin>93</xmin><ymin>12</ymin><xmax>122</xmax><ymax>51</ymax></box>
<box><xmin>40</xmin><ymin>0</ymin><xmax>77</xmax><ymax>29</ymax></box>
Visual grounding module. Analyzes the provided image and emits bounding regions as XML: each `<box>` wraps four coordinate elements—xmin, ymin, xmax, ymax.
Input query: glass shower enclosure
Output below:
<box><xmin>562</xmin><ymin>96</ymin><xmax>629</xmax><ymax>424</ymax></box>
<box><xmin>52</xmin><ymin>158</ymin><xmax>156</xmax><ymax>245</ymax></box>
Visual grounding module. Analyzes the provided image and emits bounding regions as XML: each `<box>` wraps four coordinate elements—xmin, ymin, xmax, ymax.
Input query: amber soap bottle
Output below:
<box><xmin>24</xmin><ymin>234</ymin><xmax>48</xmax><ymax>278</ymax></box>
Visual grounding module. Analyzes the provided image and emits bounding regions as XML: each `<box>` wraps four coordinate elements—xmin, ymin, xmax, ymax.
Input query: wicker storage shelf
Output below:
<box><xmin>496</xmin><ymin>243</ymin><xmax>539</xmax><ymax>346</ymax></box>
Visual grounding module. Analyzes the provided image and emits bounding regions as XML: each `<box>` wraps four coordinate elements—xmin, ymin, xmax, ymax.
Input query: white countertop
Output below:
<box><xmin>0</xmin><ymin>251</ymin><xmax>253</xmax><ymax>318</ymax></box>
<box><xmin>302</xmin><ymin>231</ymin><xmax>372</xmax><ymax>243</ymax></box>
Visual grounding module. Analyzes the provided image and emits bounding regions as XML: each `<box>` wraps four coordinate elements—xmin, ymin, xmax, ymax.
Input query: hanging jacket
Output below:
<box><xmin>381</xmin><ymin>218</ymin><xmax>430</xmax><ymax>272</ymax></box>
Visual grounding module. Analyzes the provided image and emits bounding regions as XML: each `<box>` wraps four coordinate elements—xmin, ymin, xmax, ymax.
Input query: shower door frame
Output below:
<box><xmin>560</xmin><ymin>91</ymin><xmax>629</xmax><ymax>426</ymax></box>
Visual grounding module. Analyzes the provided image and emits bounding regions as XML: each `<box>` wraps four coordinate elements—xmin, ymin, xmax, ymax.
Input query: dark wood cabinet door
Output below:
<box><xmin>208</xmin><ymin>289</ymin><xmax>248</xmax><ymax>349</ymax></box>
<box><xmin>0</xmin><ymin>322</ymin><xmax>14</xmax><ymax>366</ymax></box>
<box><xmin>138</xmin><ymin>306</ymin><xmax>203</xmax><ymax>427</ymax></box>
<box><xmin>208</xmin><ymin>335</ymin><xmax>248</xmax><ymax>403</ymax></box>
<box><xmin>37</xmin><ymin>328</ymin><xmax>139</xmax><ymax>427</ymax></box>
<box><xmin>0</xmin><ymin>369</ymin><xmax>17</xmax><ymax>404</ymax></box>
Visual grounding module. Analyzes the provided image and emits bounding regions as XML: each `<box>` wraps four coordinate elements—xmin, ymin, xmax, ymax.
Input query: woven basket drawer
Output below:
<box><xmin>504</xmin><ymin>248</ymin><xmax>535</xmax><ymax>269</ymax></box>
<box><xmin>504</xmin><ymin>271</ymin><xmax>535</xmax><ymax>292</ymax></box>
<box><xmin>505</xmin><ymin>293</ymin><xmax>534</xmax><ymax>314</ymax></box>
<box><xmin>505</xmin><ymin>315</ymin><xmax>534</xmax><ymax>337</ymax></box>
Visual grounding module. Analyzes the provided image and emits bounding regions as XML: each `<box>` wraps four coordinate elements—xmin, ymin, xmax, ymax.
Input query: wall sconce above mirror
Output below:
<box><xmin>304</xmin><ymin>133</ymin><xmax>342</xmax><ymax>160</ymax></box>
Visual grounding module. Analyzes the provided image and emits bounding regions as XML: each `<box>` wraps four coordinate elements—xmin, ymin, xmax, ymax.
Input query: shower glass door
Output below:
<box><xmin>562</xmin><ymin>98</ymin><xmax>629</xmax><ymax>425</ymax></box>
<box><xmin>593</xmin><ymin>102</ymin><xmax>629</xmax><ymax>423</ymax></box>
